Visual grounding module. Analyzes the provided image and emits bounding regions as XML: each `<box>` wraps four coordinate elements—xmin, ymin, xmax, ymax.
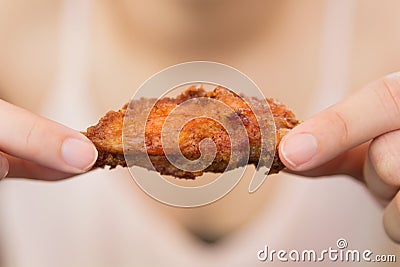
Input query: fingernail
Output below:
<box><xmin>280</xmin><ymin>133</ymin><xmax>318</xmax><ymax>167</ymax></box>
<box><xmin>386</xmin><ymin>71</ymin><xmax>400</xmax><ymax>80</ymax></box>
<box><xmin>61</xmin><ymin>138</ymin><xmax>98</xmax><ymax>172</ymax></box>
<box><xmin>0</xmin><ymin>155</ymin><xmax>9</xmax><ymax>180</ymax></box>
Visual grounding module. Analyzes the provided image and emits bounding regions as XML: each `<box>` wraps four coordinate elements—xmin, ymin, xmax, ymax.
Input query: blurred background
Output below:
<box><xmin>0</xmin><ymin>0</ymin><xmax>399</xmax><ymax>266</ymax></box>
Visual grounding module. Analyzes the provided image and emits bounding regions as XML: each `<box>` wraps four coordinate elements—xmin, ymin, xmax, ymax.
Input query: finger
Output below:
<box><xmin>283</xmin><ymin>142</ymin><xmax>369</xmax><ymax>181</ymax></box>
<box><xmin>383</xmin><ymin>191</ymin><xmax>400</xmax><ymax>243</ymax></box>
<box><xmin>364</xmin><ymin>156</ymin><xmax>399</xmax><ymax>202</ymax></box>
<box><xmin>0</xmin><ymin>100</ymin><xmax>97</xmax><ymax>174</ymax></box>
<box><xmin>0</xmin><ymin>153</ymin><xmax>9</xmax><ymax>180</ymax></box>
<box><xmin>364</xmin><ymin>131</ymin><xmax>400</xmax><ymax>201</ymax></box>
<box><xmin>280</xmin><ymin>72</ymin><xmax>400</xmax><ymax>171</ymax></box>
<box><xmin>4</xmin><ymin>153</ymin><xmax>76</xmax><ymax>180</ymax></box>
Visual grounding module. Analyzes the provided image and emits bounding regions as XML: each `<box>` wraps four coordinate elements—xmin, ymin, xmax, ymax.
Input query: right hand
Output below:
<box><xmin>0</xmin><ymin>99</ymin><xmax>98</xmax><ymax>181</ymax></box>
<box><xmin>279</xmin><ymin>72</ymin><xmax>400</xmax><ymax>243</ymax></box>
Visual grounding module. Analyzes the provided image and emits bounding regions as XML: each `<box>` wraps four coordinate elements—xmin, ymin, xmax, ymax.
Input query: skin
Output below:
<box><xmin>0</xmin><ymin>99</ymin><xmax>97</xmax><ymax>180</ymax></box>
<box><xmin>279</xmin><ymin>73</ymin><xmax>400</xmax><ymax>243</ymax></box>
<box><xmin>1</xmin><ymin>0</ymin><xmax>400</xmax><ymax>244</ymax></box>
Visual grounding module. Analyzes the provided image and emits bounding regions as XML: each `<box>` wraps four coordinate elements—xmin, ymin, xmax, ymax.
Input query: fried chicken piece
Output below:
<box><xmin>83</xmin><ymin>86</ymin><xmax>299</xmax><ymax>178</ymax></box>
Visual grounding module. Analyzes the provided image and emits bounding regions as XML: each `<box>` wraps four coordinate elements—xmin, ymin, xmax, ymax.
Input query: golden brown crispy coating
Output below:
<box><xmin>83</xmin><ymin>86</ymin><xmax>299</xmax><ymax>178</ymax></box>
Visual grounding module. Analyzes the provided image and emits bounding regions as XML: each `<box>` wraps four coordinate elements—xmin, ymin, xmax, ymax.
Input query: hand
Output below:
<box><xmin>0</xmin><ymin>99</ymin><xmax>98</xmax><ymax>180</ymax></box>
<box><xmin>279</xmin><ymin>72</ymin><xmax>400</xmax><ymax>243</ymax></box>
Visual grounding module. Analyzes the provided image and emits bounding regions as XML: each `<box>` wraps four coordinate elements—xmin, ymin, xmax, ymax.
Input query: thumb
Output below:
<box><xmin>279</xmin><ymin>72</ymin><xmax>400</xmax><ymax>172</ymax></box>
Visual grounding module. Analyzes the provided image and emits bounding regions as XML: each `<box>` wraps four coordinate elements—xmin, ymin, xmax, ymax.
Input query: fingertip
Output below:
<box><xmin>383</xmin><ymin>194</ymin><xmax>400</xmax><ymax>243</ymax></box>
<box><xmin>0</xmin><ymin>153</ymin><xmax>9</xmax><ymax>180</ymax></box>
<box><xmin>364</xmin><ymin>155</ymin><xmax>399</xmax><ymax>202</ymax></box>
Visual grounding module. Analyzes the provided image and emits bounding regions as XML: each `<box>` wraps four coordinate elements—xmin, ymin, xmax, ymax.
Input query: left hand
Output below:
<box><xmin>279</xmin><ymin>72</ymin><xmax>400</xmax><ymax>243</ymax></box>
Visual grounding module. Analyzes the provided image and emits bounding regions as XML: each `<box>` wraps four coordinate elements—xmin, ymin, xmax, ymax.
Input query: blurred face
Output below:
<box><xmin>110</xmin><ymin>0</ymin><xmax>282</xmax><ymax>51</ymax></box>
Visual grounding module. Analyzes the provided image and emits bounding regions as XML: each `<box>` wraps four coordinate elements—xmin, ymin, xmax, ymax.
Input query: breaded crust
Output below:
<box><xmin>83</xmin><ymin>86</ymin><xmax>299</xmax><ymax>178</ymax></box>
